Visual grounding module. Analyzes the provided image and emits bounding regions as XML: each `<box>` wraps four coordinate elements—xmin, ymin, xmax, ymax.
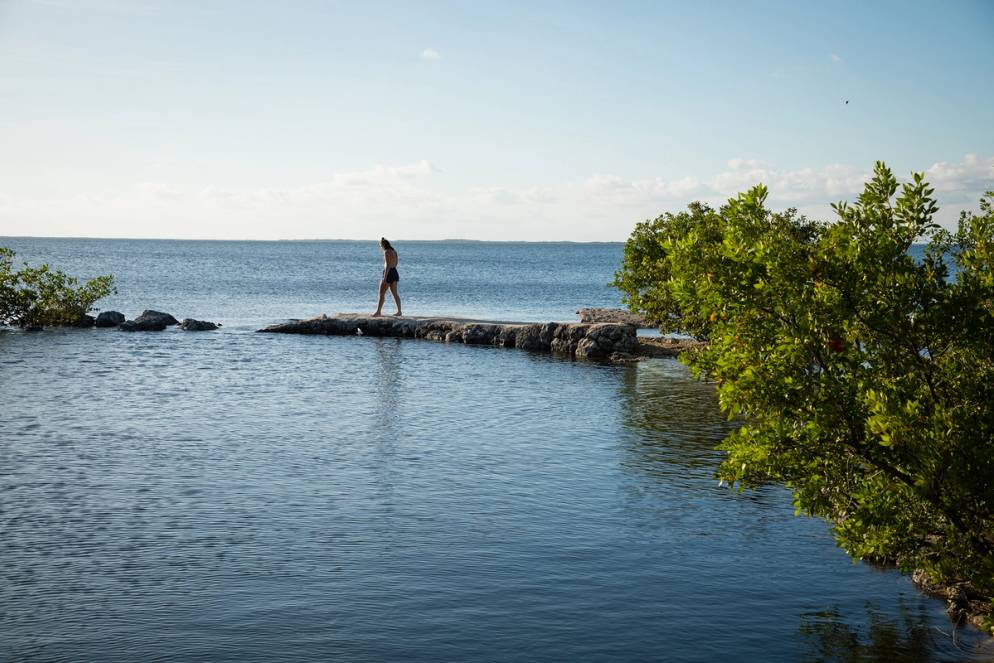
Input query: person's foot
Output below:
<box><xmin>372</xmin><ymin>312</ymin><xmax>382</xmax><ymax>317</ymax></box>
<box><xmin>394</xmin><ymin>311</ymin><xmax>402</xmax><ymax>317</ymax></box>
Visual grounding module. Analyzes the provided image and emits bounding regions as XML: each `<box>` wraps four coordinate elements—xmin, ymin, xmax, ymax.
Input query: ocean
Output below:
<box><xmin>1</xmin><ymin>237</ymin><xmax>988</xmax><ymax>662</ymax></box>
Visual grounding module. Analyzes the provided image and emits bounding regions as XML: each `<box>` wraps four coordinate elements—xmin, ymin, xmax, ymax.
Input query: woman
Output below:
<box><xmin>373</xmin><ymin>237</ymin><xmax>402</xmax><ymax>317</ymax></box>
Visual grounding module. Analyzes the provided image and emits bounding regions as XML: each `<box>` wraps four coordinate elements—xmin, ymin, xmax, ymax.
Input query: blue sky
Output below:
<box><xmin>1</xmin><ymin>0</ymin><xmax>992</xmax><ymax>240</ymax></box>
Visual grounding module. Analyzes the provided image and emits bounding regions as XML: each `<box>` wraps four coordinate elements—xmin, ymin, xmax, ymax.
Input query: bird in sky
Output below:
<box><xmin>845</xmin><ymin>100</ymin><xmax>849</xmax><ymax>105</ymax></box>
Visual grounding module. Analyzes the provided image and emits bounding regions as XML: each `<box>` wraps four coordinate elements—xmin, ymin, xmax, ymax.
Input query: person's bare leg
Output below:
<box><xmin>373</xmin><ymin>281</ymin><xmax>388</xmax><ymax>316</ymax></box>
<box><xmin>389</xmin><ymin>283</ymin><xmax>402</xmax><ymax>316</ymax></box>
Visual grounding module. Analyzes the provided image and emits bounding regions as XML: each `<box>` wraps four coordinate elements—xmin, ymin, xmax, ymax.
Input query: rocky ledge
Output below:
<box><xmin>576</xmin><ymin>307</ymin><xmax>651</xmax><ymax>327</ymax></box>
<box><xmin>259</xmin><ymin>314</ymin><xmax>640</xmax><ymax>361</ymax></box>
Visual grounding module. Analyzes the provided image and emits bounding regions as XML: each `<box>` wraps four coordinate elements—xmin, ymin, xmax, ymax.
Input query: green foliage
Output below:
<box><xmin>612</xmin><ymin>202</ymin><xmax>723</xmax><ymax>338</ymax></box>
<box><xmin>616</xmin><ymin>163</ymin><xmax>994</xmax><ymax>607</ymax></box>
<box><xmin>0</xmin><ymin>247</ymin><xmax>116</xmax><ymax>327</ymax></box>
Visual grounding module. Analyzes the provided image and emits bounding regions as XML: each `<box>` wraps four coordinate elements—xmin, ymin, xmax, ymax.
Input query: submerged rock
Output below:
<box><xmin>180</xmin><ymin>318</ymin><xmax>220</xmax><ymax>331</ymax></box>
<box><xmin>120</xmin><ymin>318</ymin><xmax>166</xmax><ymax>332</ymax></box>
<box><xmin>95</xmin><ymin>311</ymin><xmax>125</xmax><ymax>327</ymax></box>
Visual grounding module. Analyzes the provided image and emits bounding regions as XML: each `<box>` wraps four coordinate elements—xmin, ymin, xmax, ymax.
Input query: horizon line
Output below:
<box><xmin>0</xmin><ymin>235</ymin><xmax>627</xmax><ymax>245</ymax></box>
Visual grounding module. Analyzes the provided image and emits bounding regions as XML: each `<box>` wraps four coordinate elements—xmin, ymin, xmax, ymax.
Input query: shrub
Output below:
<box><xmin>0</xmin><ymin>247</ymin><xmax>116</xmax><ymax>327</ymax></box>
<box><xmin>615</xmin><ymin>163</ymin><xmax>994</xmax><ymax>605</ymax></box>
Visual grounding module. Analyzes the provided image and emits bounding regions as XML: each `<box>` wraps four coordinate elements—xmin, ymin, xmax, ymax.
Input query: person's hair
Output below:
<box><xmin>379</xmin><ymin>237</ymin><xmax>393</xmax><ymax>251</ymax></box>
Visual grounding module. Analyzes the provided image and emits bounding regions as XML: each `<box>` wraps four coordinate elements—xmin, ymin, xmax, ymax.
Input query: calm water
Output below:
<box><xmin>1</xmin><ymin>238</ymin><xmax>990</xmax><ymax>662</ymax></box>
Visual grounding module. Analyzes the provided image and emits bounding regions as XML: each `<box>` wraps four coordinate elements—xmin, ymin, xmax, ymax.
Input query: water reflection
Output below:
<box><xmin>800</xmin><ymin>603</ymin><xmax>992</xmax><ymax>662</ymax></box>
<box><xmin>372</xmin><ymin>337</ymin><xmax>403</xmax><ymax>507</ymax></box>
<box><xmin>373</xmin><ymin>337</ymin><xmax>402</xmax><ymax>435</ymax></box>
<box><xmin>617</xmin><ymin>358</ymin><xmax>734</xmax><ymax>475</ymax></box>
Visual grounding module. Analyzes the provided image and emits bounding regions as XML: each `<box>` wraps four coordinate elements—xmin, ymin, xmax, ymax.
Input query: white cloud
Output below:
<box><xmin>924</xmin><ymin>154</ymin><xmax>994</xmax><ymax>202</ymax></box>
<box><xmin>1</xmin><ymin>156</ymin><xmax>990</xmax><ymax>241</ymax></box>
<box><xmin>831</xmin><ymin>53</ymin><xmax>843</xmax><ymax>63</ymax></box>
<box><xmin>420</xmin><ymin>48</ymin><xmax>441</xmax><ymax>62</ymax></box>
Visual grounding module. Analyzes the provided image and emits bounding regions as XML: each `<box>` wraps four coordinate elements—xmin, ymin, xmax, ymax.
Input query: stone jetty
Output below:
<box><xmin>259</xmin><ymin>314</ymin><xmax>641</xmax><ymax>361</ymax></box>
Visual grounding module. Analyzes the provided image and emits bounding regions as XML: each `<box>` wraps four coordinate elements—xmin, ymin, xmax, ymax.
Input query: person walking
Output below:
<box><xmin>373</xmin><ymin>237</ymin><xmax>402</xmax><ymax>317</ymax></box>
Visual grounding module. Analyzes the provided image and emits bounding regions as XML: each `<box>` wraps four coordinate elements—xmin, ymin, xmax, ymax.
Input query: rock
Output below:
<box><xmin>539</xmin><ymin>322</ymin><xmax>561</xmax><ymax>346</ymax></box>
<box><xmin>462</xmin><ymin>323</ymin><xmax>499</xmax><ymax>345</ymax></box>
<box><xmin>577</xmin><ymin>307</ymin><xmax>650</xmax><ymax>327</ymax></box>
<box><xmin>71</xmin><ymin>314</ymin><xmax>96</xmax><ymax>328</ymax></box>
<box><xmin>120</xmin><ymin>310</ymin><xmax>179</xmax><ymax>331</ymax></box>
<box><xmin>137</xmin><ymin>310</ymin><xmax>179</xmax><ymax>326</ymax></box>
<box><xmin>946</xmin><ymin>585</ymin><xmax>970</xmax><ymax>622</ymax></box>
<box><xmin>584</xmin><ymin>323</ymin><xmax>637</xmax><ymax>356</ymax></box>
<box><xmin>259</xmin><ymin>314</ymin><xmax>344</xmax><ymax>335</ymax></box>
<box><xmin>391</xmin><ymin>318</ymin><xmax>418</xmax><ymax>338</ymax></box>
<box><xmin>495</xmin><ymin>326</ymin><xmax>517</xmax><ymax>347</ymax></box>
<box><xmin>549</xmin><ymin>337</ymin><xmax>573</xmax><ymax>356</ymax></box>
<box><xmin>416</xmin><ymin>320</ymin><xmax>456</xmax><ymax>341</ymax></box>
<box><xmin>514</xmin><ymin>324</ymin><xmax>547</xmax><ymax>351</ymax></box>
<box><xmin>95</xmin><ymin>311</ymin><xmax>126</xmax><ymax>327</ymax></box>
<box><xmin>912</xmin><ymin>568</ymin><xmax>937</xmax><ymax>592</ymax></box>
<box><xmin>575</xmin><ymin>336</ymin><xmax>605</xmax><ymax>359</ymax></box>
<box><xmin>180</xmin><ymin>318</ymin><xmax>220</xmax><ymax>331</ymax></box>
<box><xmin>24</xmin><ymin>325</ymin><xmax>43</xmax><ymax>332</ymax></box>
<box><xmin>120</xmin><ymin>318</ymin><xmax>167</xmax><ymax>332</ymax></box>
<box><xmin>550</xmin><ymin>323</ymin><xmax>589</xmax><ymax>357</ymax></box>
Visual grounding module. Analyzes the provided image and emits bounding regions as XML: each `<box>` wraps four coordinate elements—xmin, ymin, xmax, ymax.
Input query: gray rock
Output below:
<box><xmin>575</xmin><ymin>336</ymin><xmax>605</xmax><ymax>359</ymax></box>
<box><xmin>71</xmin><ymin>314</ymin><xmax>96</xmax><ymax>328</ymax></box>
<box><xmin>138</xmin><ymin>310</ymin><xmax>179</xmax><ymax>326</ymax></box>
<box><xmin>549</xmin><ymin>337</ymin><xmax>574</xmax><ymax>357</ymax></box>
<box><xmin>180</xmin><ymin>318</ymin><xmax>220</xmax><ymax>331</ymax></box>
<box><xmin>391</xmin><ymin>318</ymin><xmax>418</xmax><ymax>337</ymax></box>
<box><xmin>577</xmin><ymin>307</ymin><xmax>649</xmax><ymax>327</ymax></box>
<box><xmin>514</xmin><ymin>324</ymin><xmax>546</xmax><ymax>351</ymax></box>
<box><xmin>538</xmin><ymin>322</ymin><xmax>561</xmax><ymax>346</ymax></box>
<box><xmin>495</xmin><ymin>326</ymin><xmax>517</xmax><ymax>347</ymax></box>
<box><xmin>120</xmin><ymin>317</ymin><xmax>167</xmax><ymax>332</ymax></box>
<box><xmin>416</xmin><ymin>320</ymin><xmax>455</xmax><ymax>341</ymax></box>
<box><xmin>120</xmin><ymin>309</ymin><xmax>181</xmax><ymax>331</ymax></box>
<box><xmin>95</xmin><ymin>311</ymin><xmax>126</xmax><ymax>327</ymax></box>
<box><xmin>462</xmin><ymin>323</ymin><xmax>499</xmax><ymax>345</ymax></box>
<box><xmin>586</xmin><ymin>323</ymin><xmax>637</xmax><ymax>354</ymax></box>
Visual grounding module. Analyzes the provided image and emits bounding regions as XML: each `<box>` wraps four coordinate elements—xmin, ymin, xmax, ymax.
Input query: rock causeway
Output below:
<box><xmin>259</xmin><ymin>313</ymin><xmax>643</xmax><ymax>361</ymax></box>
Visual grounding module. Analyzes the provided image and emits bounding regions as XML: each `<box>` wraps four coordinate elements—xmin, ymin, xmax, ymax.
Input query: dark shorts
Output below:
<box><xmin>385</xmin><ymin>267</ymin><xmax>400</xmax><ymax>284</ymax></box>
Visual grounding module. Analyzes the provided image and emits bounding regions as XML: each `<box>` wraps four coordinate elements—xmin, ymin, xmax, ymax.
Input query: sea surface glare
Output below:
<box><xmin>1</xmin><ymin>238</ymin><xmax>989</xmax><ymax>662</ymax></box>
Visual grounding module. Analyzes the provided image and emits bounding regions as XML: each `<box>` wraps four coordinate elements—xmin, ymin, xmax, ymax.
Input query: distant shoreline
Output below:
<box><xmin>0</xmin><ymin>235</ymin><xmax>627</xmax><ymax>245</ymax></box>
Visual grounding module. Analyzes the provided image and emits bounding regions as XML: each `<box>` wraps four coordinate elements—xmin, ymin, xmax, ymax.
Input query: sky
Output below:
<box><xmin>1</xmin><ymin>0</ymin><xmax>992</xmax><ymax>241</ymax></box>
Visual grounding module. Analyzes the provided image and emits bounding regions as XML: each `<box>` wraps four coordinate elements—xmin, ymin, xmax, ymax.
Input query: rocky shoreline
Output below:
<box><xmin>25</xmin><ymin>309</ymin><xmax>221</xmax><ymax>332</ymax></box>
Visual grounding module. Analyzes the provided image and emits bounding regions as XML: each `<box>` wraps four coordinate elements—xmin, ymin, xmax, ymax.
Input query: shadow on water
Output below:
<box><xmin>800</xmin><ymin>602</ymin><xmax>993</xmax><ymax>662</ymax></box>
